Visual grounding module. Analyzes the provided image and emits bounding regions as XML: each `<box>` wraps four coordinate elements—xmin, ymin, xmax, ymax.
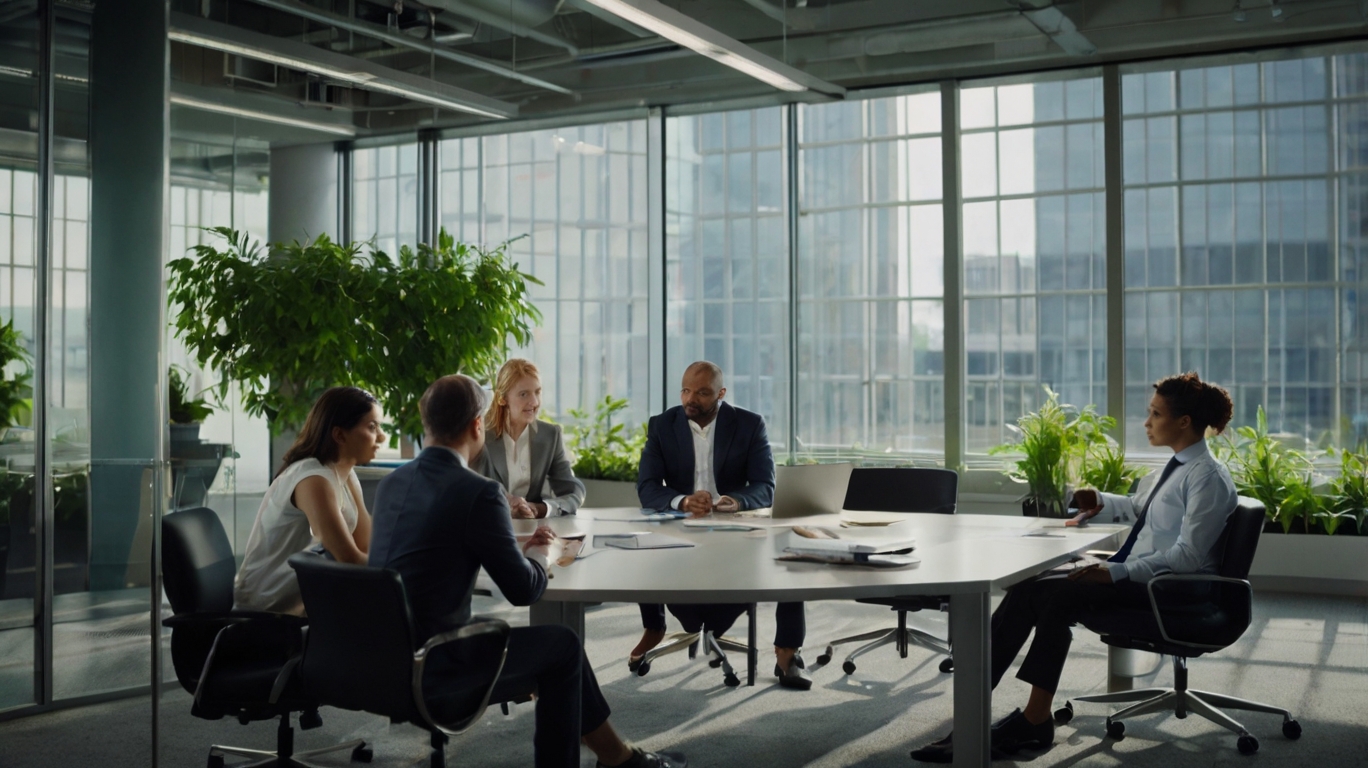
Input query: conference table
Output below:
<box><xmin>519</xmin><ymin>508</ymin><xmax>1127</xmax><ymax>768</ymax></box>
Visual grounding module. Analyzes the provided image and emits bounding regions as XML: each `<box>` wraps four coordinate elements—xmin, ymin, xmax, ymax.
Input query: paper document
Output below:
<box><xmin>682</xmin><ymin>519</ymin><xmax>762</xmax><ymax>531</ymax></box>
<box><xmin>787</xmin><ymin>528</ymin><xmax>916</xmax><ymax>555</ymax></box>
<box><xmin>776</xmin><ymin>551</ymin><xmax>920</xmax><ymax>568</ymax></box>
<box><xmin>592</xmin><ymin>532</ymin><xmax>695</xmax><ymax>550</ymax></box>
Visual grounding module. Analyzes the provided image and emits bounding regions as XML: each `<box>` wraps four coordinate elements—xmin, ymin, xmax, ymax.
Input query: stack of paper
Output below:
<box><xmin>592</xmin><ymin>532</ymin><xmax>695</xmax><ymax>550</ymax></box>
<box><xmin>783</xmin><ymin>528</ymin><xmax>916</xmax><ymax>561</ymax></box>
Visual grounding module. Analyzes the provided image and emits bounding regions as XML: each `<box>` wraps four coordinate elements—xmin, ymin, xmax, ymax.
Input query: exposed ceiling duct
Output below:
<box><xmin>423</xmin><ymin>0</ymin><xmax>563</xmax><ymax>30</ymax></box>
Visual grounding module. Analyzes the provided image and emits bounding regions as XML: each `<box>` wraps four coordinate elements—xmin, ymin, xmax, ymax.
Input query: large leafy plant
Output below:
<box><xmin>991</xmin><ymin>387</ymin><xmax>1145</xmax><ymax>515</ymax></box>
<box><xmin>168</xmin><ymin>365</ymin><xmax>215</xmax><ymax>424</ymax></box>
<box><xmin>167</xmin><ymin>228</ymin><xmax>541</xmax><ymax>439</ymax></box>
<box><xmin>563</xmin><ymin>396</ymin><xmax>646</xmax><ymax>482</ymax></box>
<box><xmin>0</xmin><ymin>318</ymin><xmax>32</xmax><ymax>428</ymax></box>
<box><xmin>1212</xmin><ymin>405</ymin><xmax>1311</xmax><ymax>530</ymax></box>
<box><xmin>1325</xmin><ymin>448</ymin><xmax>1368</xmax><ymax>535</ymax></box>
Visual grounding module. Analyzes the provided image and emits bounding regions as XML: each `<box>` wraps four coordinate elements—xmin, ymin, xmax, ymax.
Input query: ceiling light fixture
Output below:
<box><xmin>170</xmin><ymin>94</ymin><xmax>358</xmax><ymax>137</ymax></box>
<box><xmin>576</xmin><ymin>0</ymin><xmax>844</xmax><ymax>96</ymax></box>
<box><xmin>169</xmin><ymin>14</ymin><xmax>517</xmax><ymax>120</ymax></box>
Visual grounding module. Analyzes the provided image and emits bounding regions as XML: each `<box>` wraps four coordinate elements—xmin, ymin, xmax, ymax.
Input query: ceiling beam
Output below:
<box><xmin>169</xmin><ymin>12</ymin><xmax>519</xmax><ymax>119</ymax></box>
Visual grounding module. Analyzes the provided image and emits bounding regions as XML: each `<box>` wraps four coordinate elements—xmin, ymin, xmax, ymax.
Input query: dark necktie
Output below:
<box><xmin>1109</xmin><ymin>455</ymin><xmax>1183</xmax><ymax>563</ymax></box>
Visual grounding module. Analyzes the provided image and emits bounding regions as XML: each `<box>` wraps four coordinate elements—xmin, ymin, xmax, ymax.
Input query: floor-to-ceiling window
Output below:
<box><xmin>435</xmin><ymin>121</ymin><xmax>652</xmax><ymax>426</ymax></box>
<box><xmin>959</xmin><ymin>74</ymin><xmax>1107</xmax><ymax>454</ymax></box>
<box><xmin>1121</xmin><ymin>52</ymin><xmax>1365</xmax><ymax>452</ymax></box>
<box><xmin>795</xmin><ymin>91</ymin><xmax>946</xmax><ymax>459</ymax></box>
<box><xmin>353</xmin><ymin>143</ymin><xmax>418</xmax><ymax>257</ymax></box>
<box><xmin>666</xmin><ymin>107</ymin><xmax>789</xmax><ymax>448</ymax></box>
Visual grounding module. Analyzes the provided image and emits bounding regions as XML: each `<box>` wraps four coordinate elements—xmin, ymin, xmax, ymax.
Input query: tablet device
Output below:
<box><xmin>770</xmin><ymin>463</ymin><xmax>855</xmax><ymax>519</ymax></box>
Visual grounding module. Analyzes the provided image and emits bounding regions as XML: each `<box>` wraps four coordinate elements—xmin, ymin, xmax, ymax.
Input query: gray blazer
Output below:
<box><xmin>473</xmin><ymin>421</ymin><xmax>586</xmax><ymax>515</ymax></box>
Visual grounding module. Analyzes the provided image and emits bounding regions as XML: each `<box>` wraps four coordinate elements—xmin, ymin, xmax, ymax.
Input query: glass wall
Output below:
<box><xmin>666</xmin><ymin>108</ymin><xmax>789</xmax><ymax>447</ymax></box>
<box><xmin>1122</xmin><ymin>53</ymin><xmax>1363</xmax><ymax>453</ymax></box>
<box><xmin>960</xmin><ymin>75</ymin><xmax>1107</xmax><ymax>453</ymax></box>
<box><xmin>434</xmin><ymin>122</ymin><xmax>652</xmax><ymax>426</ymax></box>
<box><xmin>796</xmin><ymin>92</ymin><xmax>946</xmax><ymax>459</ymax></box>
<box><xmin>353</xmin><ymin>143</ymin><xmax>418</xmax><ymax>256</ymax></box>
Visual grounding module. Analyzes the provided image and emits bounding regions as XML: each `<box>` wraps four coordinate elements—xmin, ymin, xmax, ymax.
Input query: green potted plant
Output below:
<box><xmin>1212</xmin><ymin>405</ymin><xmax>1311</xmax><ymax>532</ymax></box>
<box><xmin>1325</xmin><ymin>448</ymin><xmax>1367</xmax><ymax>536</ymax></box>
<box><xmin>991</xmin><ymin>387</ymin><xmax>1136</xmax><ymax>517</ymax></box>
<box><xmin>168</xmin><ymin>364</ymin><xmax>215</xmax><ymax>444</ymax></box>
<box><xmin>0</xmin><ymin>318</ymin><xmax>32</xmax><ymax>595</ymax></box>
<box><xmin>167</xmin><ymin>228</ymin><xmax>540</xmax><ymax>440</ymax></box>
<box><xmin>562</xmin><ymin>395</ymin><xmax>646</xmax><ymax>507</ymax></box>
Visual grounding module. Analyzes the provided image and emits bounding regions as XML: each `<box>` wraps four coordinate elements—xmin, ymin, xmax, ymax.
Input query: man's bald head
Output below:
<box><xmin>683</xmin><ymin>360</ymin><xmax>723</xmax><ymax>390</ymax></box>
<box><xmin>680</xmin><ymin>361</ymin><xmax>725</xmax><ymax>426</ymax></box>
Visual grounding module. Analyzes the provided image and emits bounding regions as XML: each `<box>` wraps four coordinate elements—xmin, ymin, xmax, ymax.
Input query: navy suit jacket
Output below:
<box><xmin>636</xmin><ymin>401</ymin><xmax>775</xmax><ymax>511</ymax></box>
<box><xmin>369</xmin><ymin>446</ymin><xmax>547</xmax><ymax>643</ymax></box>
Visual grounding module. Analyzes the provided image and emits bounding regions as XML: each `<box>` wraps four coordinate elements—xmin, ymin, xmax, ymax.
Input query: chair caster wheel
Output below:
<box><xmin>636</xmin><ymin>662</ymin><xmax>651</xmax><ymax>677</ymax></box>
<box><xmin>842</xmin><ymin>660</ymin><xmax>856</xmax><ymax>675</ymax></box>
<box><xmin>709</xmin><ymin>657</ymin><xmax>723</xmax><ymax>668</ymax></box>
<box><xmin>938</xmin><ymin>658</ymin><xmax>954</xmax><ymax>674</ymax></box>
<box><xmin>208</xmin><ymin>755</ymin><xmax>225</xmax><ymax>768</ymax></box>
<box><xmin>1283</xmin><ymin>720</ymin><xmax>1302</xmax><ymax>740</ymax></box>
<box><xmin>1054</xmin><ymin>701</ymin><xmax>1073</xmax><ymax>724</ymax></box>
<box><xmin>724</xmin><ymin>673</ymin><xmax>740</xmax><ymax>687</ymax></box>
<box><xmin>1237</xmin><ymin>735</ymin><xmax>1259</xmax><ymax>755</ymax></box>
<box><xmin>299</xmin><ymin>709</ymin><xmax>323</xmax><ymax>730</ymax></box>
<box><xmin>816</xmin><ymin>652</ymin><xmax>832</xmax><ymax>665</ymax></box>
<box><xmin>1106</xmin><ymin>720</ymin><xmax>1125</xmax><ymax>740</ymax></box>
<box><xmin>351</xmin><ymin>744</ymin><xmax>373</xmax><ymax>763</ymax></box>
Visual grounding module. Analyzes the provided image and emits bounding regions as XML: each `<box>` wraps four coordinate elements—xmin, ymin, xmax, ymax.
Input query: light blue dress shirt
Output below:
<box><xmin>1096</xmin><ymin>440</ymin><xmax>1238</xmax><ymax>584</ymax></box>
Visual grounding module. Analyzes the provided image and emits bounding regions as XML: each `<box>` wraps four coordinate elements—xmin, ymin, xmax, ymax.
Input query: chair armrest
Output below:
<box><xmin>1145</xmin><ymin>573</ymin><xmax>1252</xmax><ymax>651</ymax></box>
<box><xmin>411</xmin><ymin>618</ymin><xmax>511</xmax><ymax>736</ymax></box>
<box><xmin>192</xmin><ymin>616</ymin><xmax>309</xmax><ymax>709</ymax></box>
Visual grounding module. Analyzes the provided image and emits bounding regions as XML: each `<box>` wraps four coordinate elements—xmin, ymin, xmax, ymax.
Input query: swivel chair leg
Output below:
<box><xmin>207</xmin><ymin>713</ymin><xmax>370</xmax><ymax>768</ymax></box>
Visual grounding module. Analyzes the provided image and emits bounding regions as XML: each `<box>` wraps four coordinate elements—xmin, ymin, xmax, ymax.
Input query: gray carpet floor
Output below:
<box><xmin>1</xmin><ymin>591</ymin><xmax>1365</xmax><ymax>768</ymax></box>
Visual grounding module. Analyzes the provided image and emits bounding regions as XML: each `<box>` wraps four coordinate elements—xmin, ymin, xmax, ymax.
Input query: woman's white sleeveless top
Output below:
<box><xmin>232</xmin><ymin>458</ymin><xmax>358</xmax><ymax>615</ymax></box>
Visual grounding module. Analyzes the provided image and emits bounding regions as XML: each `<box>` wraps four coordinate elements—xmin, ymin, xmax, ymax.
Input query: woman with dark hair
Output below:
<box><xmin>911</xmin><ymin>372</ymin><xmax>1239</xmax><ymax>763</ymax></box>
<box><xmin>233</xmin><ymin>386</ymin><xmax>386</xmax><ymax>615</ymax></box>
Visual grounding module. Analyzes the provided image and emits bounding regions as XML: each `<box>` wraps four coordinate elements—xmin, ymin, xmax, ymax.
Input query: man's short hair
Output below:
<box><xmin>420</xmin><ymin>374</ymin><xmax>486</xmax><ymax>443</ymax></box>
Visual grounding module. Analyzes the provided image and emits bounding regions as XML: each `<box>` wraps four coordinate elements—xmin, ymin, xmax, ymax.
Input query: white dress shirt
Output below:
<box><xmin>671</xmin><ymin>418</ymin><xmax>718</xmax><ymax>510</ymax></box>
<box><xmin>501</xmin><ymin>422</ymin><xmax>559</xmax><ymax>516</ymax></box>
<box><xmin>1096</xmin><ymin>440</ymin><xmax>1237</xmax><ymax>584</ymax></box>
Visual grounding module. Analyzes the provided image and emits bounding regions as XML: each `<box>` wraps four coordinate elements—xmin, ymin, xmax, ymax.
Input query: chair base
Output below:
<box><xmin>819</xmin><ymin>609</ymin><xmax>951</xmax><ymax>675</ymax></box>
<box><xmin>1065</xmin><ymin>656</ymin><xmax>1299</xmax><ymax>754</ymax></box>
<box><xmin>207</xmin><ymin>712</ymin><xmax>371</xmax><ymax>768</ymax></box>
<box><xmin>635</xmin><ymin>607</ymin><xmax>758</xmax><ymax>687</ymax></box>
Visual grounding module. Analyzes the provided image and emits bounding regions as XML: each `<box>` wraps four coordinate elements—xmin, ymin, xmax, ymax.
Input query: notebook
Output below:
<box><xmin>592</xmin><ymin>532</ymin><xmax>696</xmax><ymax>550</ymax></box>
<box><xmin>770</xmin><ymin>463</ymin><xmax>856</xmax><ymax>519</ymax></box>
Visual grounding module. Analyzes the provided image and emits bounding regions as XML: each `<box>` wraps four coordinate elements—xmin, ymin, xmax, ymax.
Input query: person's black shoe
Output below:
<box><xmin>909</xmin><ymin>733</ymin><xmax>953</xmax><ymax>763</ymax></box>
<box><xmin>775</xmin><ymin>656</ymin><xmax>813</xmax><ymax>690</ymax></box>
<box><xmin>597</xmin><ymin>747</ymin><xmax>688</xmax><ymax>768</ymax></box>
<box><xmin>990</xmin><ymin>709</ymin><xmax>1054</xmax><ymax>754</ymax></box>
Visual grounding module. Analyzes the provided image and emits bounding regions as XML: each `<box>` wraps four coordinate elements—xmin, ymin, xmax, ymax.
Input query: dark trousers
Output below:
<box><xmin>639</xmin><ymin>601</ymin><xmax>806</xmax><ymax>648</ymax></box>
<box><xmin>426</xmin><ymin>624</ymin><xmax>610</xmax><ymax>768</ymax></box>
<box><xmin>989</xmin><ymin>576</ymin><xmax>1152</xmax><ymax>694</ymax></box>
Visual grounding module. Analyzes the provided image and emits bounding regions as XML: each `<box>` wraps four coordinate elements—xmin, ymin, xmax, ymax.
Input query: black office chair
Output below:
<box><xmin>632</xmin><ymin>604</ymin><xmax>758</xmax><ymax>687</ymax></box>
<box><xmin>288</xmin><ymin>553</ymin><xmax>511</xmax><ymax>768</ymax></box>
<box><xmin>1056</xmin><ymin>498</ymin><xmax>1302</xmax><ymax>755</ymax></box>
<box><xmin>816</xmin><ymin>467</ymin><xmax>958</xmax><ymax>675</ymax></box>
<box><xmin>161</xmin><ymin>507</ymin><xmax>370</xmax><ymax>768</ymax></box>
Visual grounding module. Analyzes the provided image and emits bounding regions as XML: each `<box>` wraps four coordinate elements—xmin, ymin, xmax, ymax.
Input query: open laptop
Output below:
<box><xmin>770</xmin><ymin>463</ymin><xmax>855</xmax><ymax>519</ymax></box>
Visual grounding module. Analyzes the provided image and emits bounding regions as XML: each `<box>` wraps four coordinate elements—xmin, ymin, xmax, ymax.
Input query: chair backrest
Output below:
<box><xmin>842</xmin><ymin>467</ymin><xmax>958</xmax><ymax>515</ymax></box>
<box><xmin>1217</xmin><ymin>497</ymin><xmax>1266</xmax><ymax>580</ymax></box>
<box><xmin>289</xmin><ymin>553</ymin><xmax>422</xmax><ymax>721</ymax></box>
<box><xmin>162</xmin><ymin>507</ymin><xmax>236</xmax><ymax>615</ymax></box>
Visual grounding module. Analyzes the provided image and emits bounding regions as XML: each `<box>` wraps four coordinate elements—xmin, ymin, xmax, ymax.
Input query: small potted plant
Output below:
<box><xmin>168</xmin><ymin>364</ymin><xmax>215</xmax><ymax>444</ymax></box>
<box><xmin>562</xmin><ymin>395</ymin><xmax>647</xmax><ymax>508</ymax></box>
<box><xmin>1212</xmin><ymin>406</ymin><xmax>1311</xmax><ymax>533</ymax></box>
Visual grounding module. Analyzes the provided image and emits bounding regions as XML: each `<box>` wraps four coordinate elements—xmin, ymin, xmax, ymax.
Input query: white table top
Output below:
<box><xmin>519</xmin><ymin>508</ymin><xmax>1127</xmax><ymax>604</ymax></box>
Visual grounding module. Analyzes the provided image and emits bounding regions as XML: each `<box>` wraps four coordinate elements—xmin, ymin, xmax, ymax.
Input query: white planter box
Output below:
<box><xmin>580</xmin><ymin>478</ymin><xmax>640</xmax><ymax>508</ymax></box>
<box><xmin>1249</xmin><ymin>532</ymin><xmax>1368</xmax><ymax>597</ymax></box>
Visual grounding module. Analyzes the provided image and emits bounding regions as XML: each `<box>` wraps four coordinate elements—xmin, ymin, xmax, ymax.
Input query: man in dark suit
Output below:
<box><xmin>631</xmin><ymin>361</ymin><xmax>811</xmax><ymax>690</ymax></box>
<box><xmin>369</xmin><ymin>374</ymin><xmax>686</xmax><ymax>768</ymax></box>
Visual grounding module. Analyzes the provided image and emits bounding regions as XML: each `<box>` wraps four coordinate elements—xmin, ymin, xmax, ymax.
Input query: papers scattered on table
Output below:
<box><xmin>592</xmin><ymin>532</ymin><xmax>695</xmax><ymax>550</ymax></box>
<box><xmin>839</xmin><ymin>511</ymin><xmax>908</xmax><ymax>527</ymax></box>
<box><xmin>682</xmin><ymin>519</ymin><xmax>762</xmax><ymax>531</ymax></box>
<box><xmin>587</xmin><ymin>509</ymin><xmax>685</xmax><ymax>522</ymax></box>
<box><xmin>775</xmin><ymin>551</ymin><xmax>920</xmax><ymax>568</ymax></box>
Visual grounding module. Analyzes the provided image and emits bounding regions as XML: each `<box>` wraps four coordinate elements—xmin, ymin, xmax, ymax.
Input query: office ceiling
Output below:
<box><xmin>4</xmin><ymin>0</ymin><xmax>1368</xmax><ymax>150</ymax></box>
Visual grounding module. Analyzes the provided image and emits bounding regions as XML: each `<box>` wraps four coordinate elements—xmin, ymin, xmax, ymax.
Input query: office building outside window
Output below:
<box><xmin>437</xmin><ymin>122</ymin><xmax>652</xmax><ymax>426</ymax></box>
<box><xmin>353</xmin><ymin>143</ymin><xmax>418</xmax><ymax>257</ymax></box>
<box><xmin>1122</xmin><ymin>52</ymin><xmax>1368</xmax><ymax>452</ymax></box>
<box><xmin>666</xmin><ymin>108</ymin><xmax>790</xmax><ymax>448</ymax></box>
<box><xmin>960</xmin><ymin>75</ymin><xmax>1108</xmax><ymax>454</ymax></box>
<box><xmin>796</xmin><ymin>91</ymin><xmax>946</xmax><ymax>459</ymax></box>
